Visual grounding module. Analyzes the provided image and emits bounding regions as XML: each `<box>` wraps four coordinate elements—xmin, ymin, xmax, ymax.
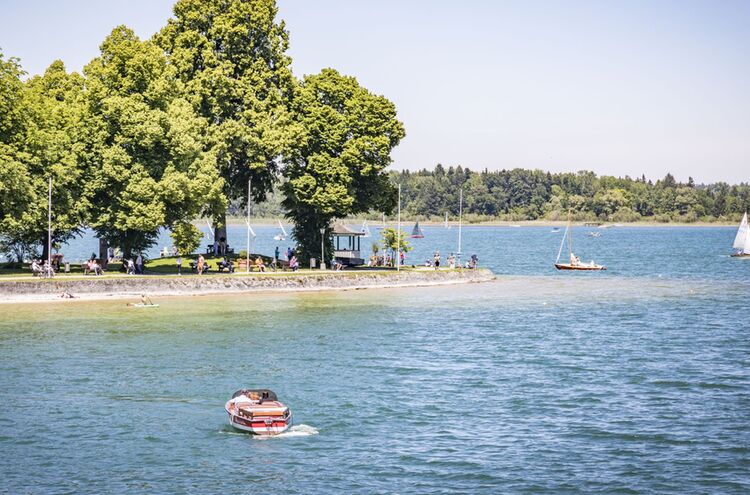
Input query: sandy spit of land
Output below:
<box><xmin>0</xmin><ymin>268</ymin><xmax>495</xmax><ymax>305</ymax></box>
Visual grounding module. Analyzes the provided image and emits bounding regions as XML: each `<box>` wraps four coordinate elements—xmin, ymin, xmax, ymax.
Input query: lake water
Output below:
<box><xmin>1</xmin><ymin>226</ymin><xmax>749</xmax><ymax>493</ymax></box>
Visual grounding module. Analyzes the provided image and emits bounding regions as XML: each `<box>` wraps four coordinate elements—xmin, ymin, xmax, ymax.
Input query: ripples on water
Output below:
<box><xmin>1</xmin><ymin>227</ymin><xmax>749</xmax><ymax>493</ymax></box>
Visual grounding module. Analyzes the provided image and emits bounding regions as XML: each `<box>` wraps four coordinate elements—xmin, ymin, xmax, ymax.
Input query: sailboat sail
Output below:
<box><xmin>361</xmin><ymin>220</ymin><xmax>371</xmax><ymax>238</ymax></box>
<box><xmin>444</xmin><ymin>212</ymin><xmax>449</xmax><ymax>228</ymax></box>
<box><xmin>556</xmin><ymin>220</ymin><xmax>570</xmax><ymax>264</ymax></box>
<box><xmin>273</xmin><ymin>220</ymin><xmax>287</xmax><ymax>240</ymax></box>
<box><xmin>733</xmin><ymin>212</ymin><xmax>749</xmax><ymax>253</ymax></box>
<box><xmin>411</xmin><ymin>221</ymin><xmax>425</xmax><ymax>238</ymax></box>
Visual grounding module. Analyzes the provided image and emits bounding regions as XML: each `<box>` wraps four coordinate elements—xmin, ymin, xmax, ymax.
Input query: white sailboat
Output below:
<box><xmin>361</xmin><ymin>220</ymin><xmax>371</xmax><ymax>238</ymax></box>
<box><xmin>273</xmin><ymin>220</ymin><xmax>288</xmax><ymax>241</ymax></box>
<box><xmin>444</xmin><ymin>212</ymin><xmax>450</xmax><ymax>229</ymax></box>
<box><xmin>731</xmin><ymin>212</ymin><xmax>750</xmax><ymax>257</ymax></box>
<box><xmin>554</xmin><ymin>214</ymin><xmax>606</xmax><ymax>271</ymax></box>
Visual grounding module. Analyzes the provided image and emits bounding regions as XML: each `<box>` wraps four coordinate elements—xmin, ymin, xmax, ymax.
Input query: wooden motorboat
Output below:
<box><xmin>225</xmin><ymin>389</ymin><xmax>292</xmax><ymax>435</ymax></box>
<box><xmin>731</xmin><ymin>212</ymin><xmax>750</xmax><ymax>257</ymax></box>
<box><xmin>554</xmin><ymin>213</ymin><xmax>606</xmax><ymax>271</ymax></box>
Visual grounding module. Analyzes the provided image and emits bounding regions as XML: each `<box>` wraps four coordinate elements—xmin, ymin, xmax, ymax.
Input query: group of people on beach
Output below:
<box><xmin>424</xmin><ymin>251</ymin><xmax>479</xmax><ymax>269</ymax></box>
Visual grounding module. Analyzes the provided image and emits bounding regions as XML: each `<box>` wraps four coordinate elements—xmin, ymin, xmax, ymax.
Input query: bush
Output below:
<box><xmin>170</xmin><ymin>222</ymin><xmax>202</xmax><ymax>255</ymax></box>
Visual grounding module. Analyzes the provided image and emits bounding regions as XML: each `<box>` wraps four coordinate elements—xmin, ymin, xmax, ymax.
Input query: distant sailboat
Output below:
<box><xmin>361</xmin><ymin>220</ymin><xmax>371</xmax><ymax>238</ymax></box>
<box><xmin>444</xmin><ymin>212</ymin><xmax>450</xmax><ymax>229</ymax></box>
<box><xmin>273</xmin><ymin>220</ymin><xmax>287</xmax><ymax>241</ymax></box>
<box><xmin>411</xmin><ymin>220</ymin><xmax>425</xmax><ymax>238</ymax></box>
<box><xmin>731</xmin><ymin>212</ymin><xmax>750</xmax><ymax>257</ymax></box>
<box><xmin>555</xmin><ymin>214</ymin><xmax>606</xmax><ymax>271</ymax></box>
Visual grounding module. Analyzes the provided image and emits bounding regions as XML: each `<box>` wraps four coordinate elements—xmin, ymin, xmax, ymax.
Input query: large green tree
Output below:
<box><xmin>83</xmin><ymin>26</ymin><xmax>225</xmax><ymax>257</ymax></box>
<box><xmin>155</xmin><ymin>0</ymin><xmax>298</xmax><ymax>241</ymax></box>
<box><xmin>0</xmin><ymin>54</ymin><xmax>91</xmax><ymax>261</ymax></box>
<box><xmin>282</xmin><ymin>69</ymin><xmax>405</xmax><ymax>263</ymax></box>
<box><xmin>0</xmin><ymin>51</ymin><xmax>35</xmax><ymax>261</ymax></box>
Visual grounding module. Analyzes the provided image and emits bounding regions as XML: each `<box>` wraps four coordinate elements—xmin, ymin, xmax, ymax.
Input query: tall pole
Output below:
<box><xmin>246</xmin><ymin>178</ymin><xmax>251</xmax><ymax>273</ymax></box>
<box><xmin>320</xmin><ymin>227</ymin><xmax>326</xmax><ymax>270</ymax></box>
<box><xmin>457</xmin><ymin>187</ymin><xmax>463</xmax><ymax>267</ymax></box>
<box><xmin>47</xmin><ymin>177</ymin><xmax>52</xmax><ymax>277</ymax></box>
<box><xmin>397</xmin><ymin>184</ymin><xmax>401</xmax><ymax>271</ymax></box>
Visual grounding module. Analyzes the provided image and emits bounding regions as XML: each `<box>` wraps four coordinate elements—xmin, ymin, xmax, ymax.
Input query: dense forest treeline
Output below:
<box><xmin>227</xmin><ymin>166</ymin><xmax>749</xmax><ymax>223</ymax></box>
<box><xmin>388</xmin><ymin>165</ymin><xmax>749</xmax><ymax>223</ymax></box>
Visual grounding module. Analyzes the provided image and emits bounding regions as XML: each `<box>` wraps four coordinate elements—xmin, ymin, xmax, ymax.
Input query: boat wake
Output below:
<box><xmin>256</xmin><ymin>424</ymin><xmax>319</xmax><ymax>439</ymax></box>
<box><xmin>218</xmin><ymin>424</ymin><xmax>319</xmax><ymax>438</ymax></box>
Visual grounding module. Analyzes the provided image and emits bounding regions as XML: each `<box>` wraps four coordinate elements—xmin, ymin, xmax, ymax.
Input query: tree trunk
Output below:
<box><xmin>40</xmin><ymin>237</ymin><xmax>49</xmax><ymax>263</ymax></box>
<box><xmin>214</xmin><ymin>213</ymin><xmax>227</xmax><ymax>255</ymax></box>
<box><xmin>99</xmin><ymin>237</ymin><xmax>108</xmax><ymax>268</ymax></box>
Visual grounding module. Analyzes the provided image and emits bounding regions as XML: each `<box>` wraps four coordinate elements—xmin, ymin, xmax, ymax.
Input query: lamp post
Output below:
<box><xmin>320</xmin><ymin>227</ymin><xmax>326</xmax><ymax>270</ymax></box>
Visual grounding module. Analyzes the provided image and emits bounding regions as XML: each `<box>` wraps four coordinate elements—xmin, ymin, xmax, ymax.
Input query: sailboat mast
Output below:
<box><xmin>568</xmin><ymin>215</ymin><xmax>573</xmax><ymax>258</ymax></box>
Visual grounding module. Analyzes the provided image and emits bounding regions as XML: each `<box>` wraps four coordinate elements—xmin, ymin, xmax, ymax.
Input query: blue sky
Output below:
<box><xmin>1</xmin><ymin>0</ymin><xmax>748</xmax><ymax>183</ymax></box>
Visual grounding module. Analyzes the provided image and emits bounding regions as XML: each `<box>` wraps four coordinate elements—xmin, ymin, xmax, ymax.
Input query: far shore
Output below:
<box><xmin>0</xmin><ymin>267</ymin><xmax>495</xmax><ymax>305</ymax></box>
<box><xmin>219</xmin><ymin>217</ymin><xmax>738</xmax><ymax>228</ymax></box>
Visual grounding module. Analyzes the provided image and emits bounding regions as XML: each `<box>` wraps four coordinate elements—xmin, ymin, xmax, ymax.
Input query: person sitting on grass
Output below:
<box><xmin>254</xmin><ymin>256</ymin><xmax>266</xmax><ymax>272</ymax></box>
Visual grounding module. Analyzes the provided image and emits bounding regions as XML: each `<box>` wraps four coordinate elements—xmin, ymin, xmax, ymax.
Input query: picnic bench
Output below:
<box><xmin>189</xmin><ymin>261</ymin><xmax>212</xmax><ymax>273</ymax></box>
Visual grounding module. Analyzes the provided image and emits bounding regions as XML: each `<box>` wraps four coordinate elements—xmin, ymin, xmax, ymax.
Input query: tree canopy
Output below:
<box><xmin>82</xmin><ymin>26</ymin><xmax>225</xmax><ymax>256</ymax></box>
<box><xmin>282</xmin><ymin>69</ymin><xmax>405</xmax><ymax>262</ymax></box>
<box><xmin>155</xmin><ymin>0</ymin><xmax>297</xmax><ymax>207</ymax></box>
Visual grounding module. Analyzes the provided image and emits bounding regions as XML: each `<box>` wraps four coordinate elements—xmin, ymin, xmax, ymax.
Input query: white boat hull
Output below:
<box><xmin>227</xmin><ymin>411</ymin><xmax>293</xmax><ymax>435</ymax></box>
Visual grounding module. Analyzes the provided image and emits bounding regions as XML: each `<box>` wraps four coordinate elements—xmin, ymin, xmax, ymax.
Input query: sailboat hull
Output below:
<box><xmin>730</xmin><ymin>253</ymin><xmax>750</xmax><ymax>258</ymax></box>
<box><xmin>554</xmin><ymin>263</ymin><xmax>606</xmax><ymax>271</ymax></box>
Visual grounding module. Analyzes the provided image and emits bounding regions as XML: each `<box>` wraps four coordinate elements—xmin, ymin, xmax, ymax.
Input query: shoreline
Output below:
<box><xmin>0</xmin><ymin>268</ymin><xmax>495</xmax><ymax>304</ymax></box>
<box><xmin>220</xmin><ymin>218</ymin><xmax>738</xmax><ymax>228</ymax></box>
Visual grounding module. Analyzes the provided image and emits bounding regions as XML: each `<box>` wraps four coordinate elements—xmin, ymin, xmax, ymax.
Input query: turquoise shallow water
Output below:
<box><xmin>1</xmin><ymin>227</ymin><xmax>749</xmax><ymax>494</ymax></box>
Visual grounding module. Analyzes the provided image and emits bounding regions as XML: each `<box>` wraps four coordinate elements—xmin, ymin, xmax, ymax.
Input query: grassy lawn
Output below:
<box><xmin>0</xmin><ymin>255</ymin><xmax>432</xmax><ymax>281</ymax></box>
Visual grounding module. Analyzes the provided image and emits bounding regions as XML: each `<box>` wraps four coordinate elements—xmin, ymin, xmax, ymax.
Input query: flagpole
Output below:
<box><xmin>246</xmin><ymin>178</ymin><xmax>251</xmax><ymax>273</ymax></box>
<box><xmin>457</xmin><ymin>187</ymin><xmax>463</xmax><ymax>267</ymax></box>
<box><xmin>397</xmin><ymin>183</ymin><xmax>401</xmax><ymax>271</ymax></box>
<box><xmin>47</xmin><ymin>177</ymin><xmax>52</xmax><ymax>277</ymax></box>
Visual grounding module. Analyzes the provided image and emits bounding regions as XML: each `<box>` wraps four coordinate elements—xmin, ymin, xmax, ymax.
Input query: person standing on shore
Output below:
<box><xmin>136</xmin><ymin>253</ymin><xmax>144</xmax><ymax>274</ymax></box>
<box><xmin>176</xmin><ymin>255</ymin><xmax>182</xmax><ymax>275</ymax></box>
<box><xmin>434</xmin><ymin>251</ymin><xmax>441</xmax><ymax>270</ymax></box>
<box><xmin>197</xmin><ymin>254</ymin><xmax>205</xmax><ymax>275</ymax></box>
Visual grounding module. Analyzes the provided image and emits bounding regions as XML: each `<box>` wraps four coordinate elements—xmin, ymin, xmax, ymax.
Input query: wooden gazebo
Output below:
<box><xmin>331</xmin><ymin>223</ymin><xmax>365</xmax><ymax>266</ymax></box>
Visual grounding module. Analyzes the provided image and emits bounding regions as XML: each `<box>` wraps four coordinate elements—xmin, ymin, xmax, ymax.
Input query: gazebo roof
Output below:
<box><xmin>330</xmin><ymin>223</ymin><xmax>365</xmax><ymax>236</ymax></box>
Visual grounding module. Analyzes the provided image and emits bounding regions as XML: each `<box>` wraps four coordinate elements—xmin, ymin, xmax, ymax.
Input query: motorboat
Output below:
<box><xmin>225</xmin><ymin>389</ymin><xmax>292</xmax><ymax>435</ymax></box>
